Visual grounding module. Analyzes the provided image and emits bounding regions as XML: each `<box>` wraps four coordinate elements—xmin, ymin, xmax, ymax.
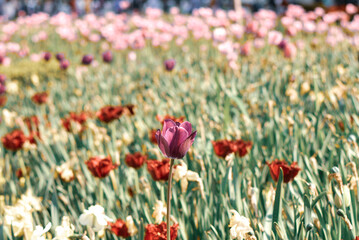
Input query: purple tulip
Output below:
<box><xmin>164</xmin><ymin>59</ymin><xmax>176</xmax><ymax>71</ymax></box>
<box><xmin>102</xmin><ymin>51</ymin><xmax>113</xmax><ymax>63</ymax></box>
<box><xmin>155</xmin><ymin>119</ymin><xmax>197</xmax><ymax>159</ymax></box>
<box><xmin>43</xmin><ymin>52</ymin><xmax>51</xmax><ymax>61</ymax></box>
<box><xmin>82</xmin><ymin>54</ymin><xmax>93</xmax><ymax>65</ymax></box>
<box><xmin>56</xmin><ymin>53</ymin><xmax>65</xmax><ymax>61</ymax></box>
<box><xmin>60</xmin><ymin>59</ymin><xmax>70</xmax><ymax>70</ymax></box>
<box><xmin>0</xmin><ymin>85</ymin><xmax>6</xmax><ymax>95</ymax></box>
<box><xmin>0</xmin><ymin>74</ymin><xmax>6</xmax><ymax>84</ymax></box>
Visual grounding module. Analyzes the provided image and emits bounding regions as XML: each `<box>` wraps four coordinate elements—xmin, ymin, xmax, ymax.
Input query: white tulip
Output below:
<box><xmin>79</xmin><ymin>205</ymin><xmax>113</xmax><ymax>232</ymax></box>
<box><xmin>152</xmin><ymin>201</ymin><xmax>167</xmax><ymax>224</ymax></box>
<box><xmin>54</xmin><ymin>216</ymin><xmax>74</xmax><ymax>240</ymax></box>
<box><xmin>31</xmin><ymin>223</ymin><xmax>52</xmax><ymax>240</ymax></box>
<box><xmin>125</xmin><ymin>216</ymin><xmax>138</xmax><ymax>236</ymax></box>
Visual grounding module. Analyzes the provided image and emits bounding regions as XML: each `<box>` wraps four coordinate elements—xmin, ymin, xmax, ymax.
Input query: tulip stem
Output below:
<box><xmin>167</xmin><ymin>158</ymin><xmax>174</xmax><ymax>240</ymax></box>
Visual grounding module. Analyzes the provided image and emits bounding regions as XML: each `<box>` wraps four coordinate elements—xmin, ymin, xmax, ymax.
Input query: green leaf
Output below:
<box><xmin>272</xmin><ymin>168</ymin><xmax>283</xmax><ymax>236</ymax></box>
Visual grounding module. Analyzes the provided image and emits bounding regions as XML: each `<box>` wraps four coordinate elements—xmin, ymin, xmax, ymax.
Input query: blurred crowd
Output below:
<box><xmin>0</xmin><ymin>0</ymin><xmax>357</xmax><ymax>19</ymax></box>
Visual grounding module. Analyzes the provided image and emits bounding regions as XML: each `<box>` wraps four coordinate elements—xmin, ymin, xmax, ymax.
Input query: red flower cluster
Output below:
<box><xmin>267</xmin><ymin>159</ymin><xmax>301</xmax><ymax>183</ymax></box>
<box><xmin>146</xmin><ymin>159</ymin><xmax>170</xmax><ymax>181</ymax></box>
<box><xmin>156</xmin><ymin>114</ymin><xmax>185</xmax><ymax>125</ymax></box>
<box><xmin>85</xmin><ymin>156</ymin><xmax>117</xmax><ymax>178</ymax></box>
<box><xmin>2</xmin><ymin>130</ymin><xmax>26</xmax><ymax>151</ymax></box>
<box><xmin>62</xmin><ymin>112</ymin><xmax>88</xmax><ymax>132</ymax></box>
<box><xmin>31</xmin><ymin>92</ymin><xmax>48</xmax><ymax>104</ymax></box>
<box><xmin>109</xmin><ymin>218</ymin><xmax>130</xmax><ymax>238</ymax></box>
<box><xmin>96</xmin><ymin>105</ymin><xmax>135</xmax><ymax>123</ymax></box>
<box><xmin>125</xmin><ymin>152</ymin><xmax>147</xmax><ymax>169</ymax></box>
<box><xmin>212</xmin><ymin>139</ymin><xmax>252</xmax><ymax>158</ymax></box>
<box><xmin>96</xmin><ymin>105</ymin><xmax>124</xmax><ymax>123</ymax></box>
<box><xmin>144</xmin><ymin>222</ymin><xmax>179</xmax><ymax>240</ymax></box>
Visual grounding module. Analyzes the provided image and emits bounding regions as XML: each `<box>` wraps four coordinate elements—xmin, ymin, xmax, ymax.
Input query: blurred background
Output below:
<box><xmin>0</xmin><ymin>0</ymin><xmax>357</xmax><ymax>19</ymax></box>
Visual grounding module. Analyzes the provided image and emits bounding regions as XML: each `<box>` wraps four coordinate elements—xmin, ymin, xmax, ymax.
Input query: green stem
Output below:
<box><xmin>167</xmin><ymin>159</ymin><xmax>174</xmax><ymax>240</ymax></box>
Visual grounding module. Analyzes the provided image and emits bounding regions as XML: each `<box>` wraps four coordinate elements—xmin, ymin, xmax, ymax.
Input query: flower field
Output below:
<box><xmin>1</xmin><ymin>4</ymin><xmax>359</xmax><ymax>240</ymax></box>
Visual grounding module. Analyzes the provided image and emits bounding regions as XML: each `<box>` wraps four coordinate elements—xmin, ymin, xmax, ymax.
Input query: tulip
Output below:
<box><xmin>144</xmin><ymin>222</ymin><xmax>178</xmax><ymax>240</ymax></box>
<box><xmin>102</xmin><ymin>51</ymin><xmax>113</xmax><ymax>63</ymax></box>
<box><xmin>155</xmin><ymin>120</ymin><xmax>196</xmax><ymax>159</ymax></box>
<box><xmin>31</xmin><ymin>92</ymin><xmax>48</xmax><ymax>105</ymax></box>
<box><xmin>43</xmin><ymin>52</ymin><xmax>51</xmax><ymax>61</ymax></box>
<box><xmin>2</xmin><ymin>130</ymin><xmax>26</xmax><ymax>151</ymax></box>
<box><xmin>164</xmin><ymin>59</ymin><xmax>176</xmax><ymax>71</ymax></box>
<box><xmin>60</xmin><ymin>59</ymin><xmax>69</xmax><ymax>70</ymax></box>
<box><xmin>267</xmin><ymin>159</ymin><xmax>301</xmax><ymax>183</ymax></box>
<box><xmin>96</xmin><ymin>105</ymin><xmax>124</xmax><ymax>123</ymax></box>
<box><xmin>0</xmin><ymin>74</ymin><xmax>6</xmax><ymax>84</ymax></box>
<box><xmin>0</xmin><ymin>84</ymin><xmax>6</xmax><ymax>95</ymax></box>
<box><xmin>155</xmin><ymin>119</ymin><xmax>196</xmax><ymax>240</ymax></box>
<box><xmin>125</xmin><ymin>152</ymin><xmax>147</xmax><ymax>169</ymax></box>
<box><xmin>147</xmin><ymin>159</ymin><xmax>170</xmax><ymax>181</ymax></box>
<box><xmin>82</xmin><ymin>54</ymin><xmax>93</xmax><ymax>65</ymax></box>
<box><xmin>56</xmin><ymin>53</ymin><xmax>65</xmax><ymax>61</ymax></box>
<box><xmin>79</xmin><ymin>205</ymin><xmax>113</xmax><ymax>232</ymax></box>
<box><xmin>85</xmin><ymin>156</ymin><xmax>117</xmax><ymax>178</ymax></box>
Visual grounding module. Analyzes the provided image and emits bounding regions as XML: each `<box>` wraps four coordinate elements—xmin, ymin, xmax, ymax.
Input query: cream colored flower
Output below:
<box><xmin>4</xmin><ymin>204</ymin><xmax>33</xmax><ymax>237</ymax></box>
<box><xmin>17</xmin><ymin>189</ymin><xmax>42</xmax><ymax>211</ymax></box>
<box><xmin>31</xmin><ymin>223</ymin><xmax>52</xmax><ymax>240</ymax></box>
<box><xmin>228</xmin><ymin>210</ymin><xmax>254</xmax><ymax>240</ymax></box>
<box><xmin>79</xmin><ymin>205</ymin><xmax>113</xmax><ymax>232</ymax></box>
<box><xmin>125</xmin><ymin>216</ymin><xmax>138</xmax><ymax>236</ymax></box>
<box><xmin>56</xmin><ymin>162</ymin><xmax>74</xmax><ymax>182</ymax></box>
<box><xmin>6</xmin><ymin>81</ymin><xmax>19</xmax><ymax>94</ymax></box>
<box><xmin>152</xmin><ymin>201</ymin><xmax>167</xmax><ymax>224</ymax></box>
<box><xmin>2</xmin><ymin>109</ymin><xmax>17</xmax><ymax>127</ymax></box>
<box><xmin>54</xmin><ymin>216</ymin><xmax>74</xmax><ymax>240</ymax></box>
<box><xmin>172</xmin><ymin>161</ymin><xmax>204</xmax><ymax>198</ymax></box>
<box><xmin>300</xmin><ymin>81</ymin><xmax>310</xmax><ymax>95</ymax></box>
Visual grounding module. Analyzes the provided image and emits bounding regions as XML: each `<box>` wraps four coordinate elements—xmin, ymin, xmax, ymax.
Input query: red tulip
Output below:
<box><xmin>125</xmin><ymin>152</ymin><xmax>146</xmax><ymax>169</ymax></box>
<box><xmin>109</xmin><ymin>219</ymin><xmax>130</xmax><ymax>238</ymax></box>
<box><xmin>212</xmin><ymin>140</ymin><xmax>233</xmax><ymax>158</ymax></box>
<box><xmin>85</xmin><ymin>156</ymin><xmax>117</xmax><ymax>178</ymax></box>
<box><xmin>144</xmin><ymin>222</ymin><xmax>178</xmax><ymax>240</ymax></box>
<box><xmin>31</xmin><ymin>92</ymin><xmax>48</xmax><ymax>105</ymax></box>
<box><xmin>96</xmin><ymin>105</ymin><xmax>124</xmax><ymax>123</ymax></box>
<box><xmin>212</xmin><ymin>139</ymin><xmax>252</xmax><ymax>158</ymax></box>
<box><xmin>62</xmin><ymin>112</ymin><xmax>87</xmax><ymax>132</ymax></box>
<box><xmin>0</xmin><ymin>95</ymin><xmax>7</xmax><ymax>107</ymax></box>
<box><xmin>146</xmin><ymin>159</ymin><xmax>170</xmax><ymax>181</ymax></box>
<box><xmin>2</xmin><ymin>130</ymin><xmax>26</xmax><ymax>151</ymax></box>
<box><xmin>267</xmin><ymin>159</ymin><xmax>301</xmax><ymax>183</ymax></box>
<box><xmin>149</xmin><ymin>129</ymin><xmax>158</xmax><ymax>144</ymax></box>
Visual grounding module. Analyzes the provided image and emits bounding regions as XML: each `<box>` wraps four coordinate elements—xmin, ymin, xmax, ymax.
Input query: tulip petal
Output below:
<box><xmin>179</xmin><ymin>121</ymin><xmax>192</xmax><ymax>134</ymax></box>
<box><xmin>177</xmin><ymin>131</ymin><xmax>197</xmax><ymax>157</ymax></box>
<box><xmin>162</xmin><ymin>119</ymin><xmax>177</xmax><ymax>135</ymax></box>
<box><xmin>155</xmin><ymin>130</ymin><xmax>170</xmax><ymax>157</ymax></box>
<box><xmin>168</xmin><ymin>127</ymin><xmax>189</xmax><ymax>156</ymax></box>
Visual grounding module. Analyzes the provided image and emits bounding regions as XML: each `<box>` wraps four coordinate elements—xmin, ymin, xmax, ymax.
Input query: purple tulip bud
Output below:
<box><xmin>56</xmin><ymin>53</ymin><xmax>65</xmax><ymax>61</ymax></box>
<box><xmin>0</xmin><ymin>85</ymin><xmax>6</xmax><ymax>95</ymax></box>
<box><xmin>60</xmin><ymin>59</ymin><xmax>70</xmax><ymax>70</ymax></box>
<box><xmin>155</xmin><ymin>119</ymin><xmax>197</xmax><ymax>159</ymax></box>
<box><xmin>43</xmin><ymin>52</ymin><xmax>51</xmax><ymax>61</ymax></box>
<box><xmin>0</xmin><ymin>74</ymin><xmax>6</xmax><ymax>84</ymax></box>
<box><xmin>164</xmin><ymin>59</ymin><xmax>176</xmax><ymax>71</ymax></box>
<box><xmin>82</xmin><ymin>54</ymin><xmax>93</xmax><ymax>65</ymax></box>
<box><xmin>0</xmin><ymin>55</ymin><xmax>4</xmax><ymax>64</ymax></box>
<box><xmin>102</xmin><ymin>51</ymin><xmax>113</xmax><ymax>63</ymax></box>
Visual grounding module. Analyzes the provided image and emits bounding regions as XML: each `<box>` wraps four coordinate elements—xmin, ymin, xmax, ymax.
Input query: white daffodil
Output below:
<box><xmin>79</xmin><ymin>205</ymin><xmax>113</xmax><ymax>232</ymax></box>
<box><xmin>125</xmin><ymin>216</ymin><xmax>138</xmax><ymax>236</ymax></box>
<box><xmin>17</xmin><ymin>189</ymin><xmax>42</xmax><ymax>211</ymax></box>
<box><xmin>228</xmin><ymin>210</ymin><xmax>254</xmax><ymax>240</ymax></box>
<box><xmin>31</xmin><ymin>223</ymin><xmax>52</xmax><ymax>240</ymax></box>
<box><xmin>152</xmin><ymin>201</ymin><xmax>167</xmax><ymax>224</ymax></box>
<box><xmin>54</xmin><ymin>216</ymin><xmax>74</xmax><ymax>240</ymax></box>
<box><xmin>2</xmin><ymin>109</ymin><xmax>17</xmax><ymax>127</ymax></box>
<box><xmin>4</xmin><ymin>204</ymin><xmax>33</xmax><ymax>237</ymax></box>
<box><xmin>172</xmin><ymin>160</ymin><xmax>204</xmax><ymax>198</ymax></box>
